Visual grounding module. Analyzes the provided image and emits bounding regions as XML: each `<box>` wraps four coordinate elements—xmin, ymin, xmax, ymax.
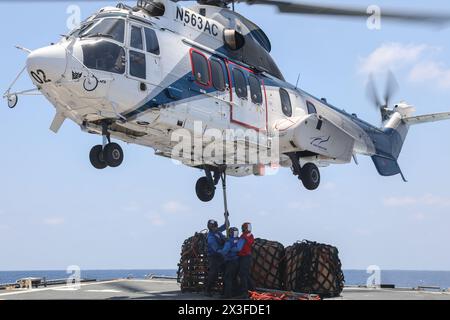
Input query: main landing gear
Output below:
<box><xmin>89</xmin><ymin>122</ymin><xmax>124</xmax><ymax>170</ymax></box>
<box><xmin>288</xmin><ymin>153</ymin><xmax>321</xmax><ymax>191</ymax></box>
<box><xmin>300</xmin><ymin>163</ymin><xmax>321</xmax><ymax>190</ymax></box>
<box><xmin>195</xmin><ymin>167</ymin><xmax>222</xmax><ymax>202</ymax></box>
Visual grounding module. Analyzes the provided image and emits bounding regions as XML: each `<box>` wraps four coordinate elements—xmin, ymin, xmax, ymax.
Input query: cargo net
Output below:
<box><xmin>177</xmin><ymin>232</ymin><xmax>223</xmax><ymax>293</ymax></box>
<box><xmin>251</xmin><ymin>238</ymin><xmax>285</xmax><ymax>290</ymax></box>
<box><xmin>284</xmin><ymin>240</ymin><xmax>345</xmax><ymax>298</ymax></box>
<box><xmin>177</xmin><ymin>235</ymin><xmax>344</xmax><ymax>298</ymax></box>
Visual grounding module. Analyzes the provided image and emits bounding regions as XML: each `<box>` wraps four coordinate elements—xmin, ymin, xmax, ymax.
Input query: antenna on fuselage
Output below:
<box><xmin>232</xmin><ymin>1</ymin><xmax>235</xmax><ymax>11</ymax></box>
<box><xmin>295</xmin><ymin>73</ymin><xmax>301</xmax><ymax>89</ymax></box>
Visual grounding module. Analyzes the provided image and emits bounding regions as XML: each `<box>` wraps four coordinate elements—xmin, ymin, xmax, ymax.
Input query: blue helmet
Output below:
<box><xmin>207</xmin><ymin>219</ymin><xmax>218</xmax><ymax>231</ymax></box>
<box><xmin>228</xmin><ymin>227</ymin><xmax>239</xmax><ymax>238</ymax></box>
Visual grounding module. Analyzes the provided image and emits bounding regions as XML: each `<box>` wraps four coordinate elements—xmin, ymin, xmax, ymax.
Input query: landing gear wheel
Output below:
<box><xmin>300</xmin><ymin>163</ymin><xmax>320</xmax><ymax>191</ymax></box>
<box><xmin>7</xmin><ymin>94</ymin><xmax>18</xmax><ymax>109</ymax></box>
<box><xmin>196</xmin><ymin>177</ymin><xmax>216</xmax><ymax>202</ymax></box>
<box><xmin>103</xmin><ymin>143</ymin><xmax>124</xmax><ymax>168</ymax></box>
<box><xmin>89</xmin><ymin>145</ymin><xmax>107</xmax><ymax>170</ymax></box>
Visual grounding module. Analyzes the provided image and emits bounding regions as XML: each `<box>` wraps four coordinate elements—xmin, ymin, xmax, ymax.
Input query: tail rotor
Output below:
<box><xmin>366</xmin><ymin>71</ymin><xmax>399</xmax><ymax>123</ymax></box>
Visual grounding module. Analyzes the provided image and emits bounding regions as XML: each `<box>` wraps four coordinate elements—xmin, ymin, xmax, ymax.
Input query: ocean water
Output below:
<box><xmin>2</xmin><ymin>269</ymin><xmax>450</xmax><ymax>289</ymax></box>
<box><xmin>344</xmin><ymin>270</ymin><xmax>450</xmax><ymax>289</ymax></box>
<box><xmin>0</xmin><ymin>269</ymin><xmax>177</xmax><ymax>285</ymax></box>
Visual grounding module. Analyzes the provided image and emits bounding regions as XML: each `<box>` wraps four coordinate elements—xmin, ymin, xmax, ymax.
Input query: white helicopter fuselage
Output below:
<box><xmin>19</xmin><ymin>0</ymin><xmax>450</xmax><ymax>190</ymax></box>
<box><xmin>5</xmin><ymin>0</ymin><xmax>450</xmax><ymax>202</ymax></box>
<box><xmin>25</xmin><ymin>2</ymin><xmax>381</xmax><ymax>177</ymax></box>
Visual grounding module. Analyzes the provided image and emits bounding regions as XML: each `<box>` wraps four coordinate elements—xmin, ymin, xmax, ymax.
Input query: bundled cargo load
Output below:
<box><xmin>177</xmin><ymin>232</ymin><xmax>344</xmax><ymax>298</ymax></box>
<box><xmin>284</xmin><ymin>240</ymin><xmax>345</xmax><ymax>298</ymax></box>
<box><xmin>177</xmin><ymin>232</ymin><xmax>223</xmax><ymax>293</ymax></box>
<box><xmin>251</xmin><ymin>238</ymin><xmax>285</xmax><ymax>290</ymax></box>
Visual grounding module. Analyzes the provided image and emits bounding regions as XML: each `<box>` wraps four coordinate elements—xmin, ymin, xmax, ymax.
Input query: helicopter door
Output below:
<box><xmin>127</xmin><ymin>23</ymin><xmax>161</xmax><ymax>89</ymax></box>
<box><xmin>228</xmin><ymin>63</ymin><xmax>266</xmax><ymax>131</ymax></box>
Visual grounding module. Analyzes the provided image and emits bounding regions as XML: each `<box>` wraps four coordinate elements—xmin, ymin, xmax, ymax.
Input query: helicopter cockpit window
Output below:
<box><xmin>144</xmin><ymin>28</ymin><xmax>160</xmax><ymax>55</ymax></box>
<box><xmin>191</xmin><ymin>51</ymin><xmax>210</xmax><ymax>86</ymax></box>
<box><xmin>79</xmin><ymin>18</ymin><xmax>125</xmax><ymax>43</ymax></box>
<box><xmin>307</xmin><ymin>101</ymin><xmax>317</xmax><ymax>114</ymax></box>
<box><xmin>210</xmin><ymin>59</ymin><xmax>226</xmax><ymax>91</ymax></box>
<box><xmin>70</xmin><ymin>21</ymin><xmax>94</xmax><ymax>38</ymax></box>
<box><xmin>82</xmin><ymin>41</ymin><xmax>125</xmax><ymax>74</ymax></box>
<box><xmin>280</xmin><ymin>88</ymin><xmax>292</xmax><ymax>117</ymax></box>
<box><xmin>248</xmin><ymin>75</ymin><xmax>262</xmax><ymax>105</ymax></box>
<box><xmin>130</xmin><ymin>26</ymin><xmax>144</xmax><ymax>50</ymax></box>
<box><xmin>233</xmin><ymin>69</ymin><xmax>248</xmax><ymax>100</ymax></box>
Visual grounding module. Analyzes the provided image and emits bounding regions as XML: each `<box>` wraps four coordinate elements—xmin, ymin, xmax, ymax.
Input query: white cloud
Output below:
<box><xmin>148</xmin><ymin>214</ymin><xmax>165</xmax><ymax>226</ymax></box>
<box><xmin>382</xmin><ymin>196</ymin><xmax>417</xmax><ymax>207</ymax></box>
<box><xmin>383</xmin><ymin>194</ymin><xmax>450</xmax><ymax>208</ymax></box>
<box><xmin>358</xmin><ymin>43</ymin><xmax>429</xmax><ymax>75</ymax></box>
<box><xmin>162</xmin><ymin>201</ymin><xmax>189</xmax><ymax>214</ymax></box>
<box><xmin>409</xmin><ymin>61</ymin><xmax>450</xmax><ymax>89</ymax></box>
<box><xmin>359</xmin><ymin>42</ymin><xmax>450</xmax><ymax>90</ymax></box>
<box><xmin>43</xmin><ymin>217</ymin><xmax>65</xmax><ymax>226</ymax></box>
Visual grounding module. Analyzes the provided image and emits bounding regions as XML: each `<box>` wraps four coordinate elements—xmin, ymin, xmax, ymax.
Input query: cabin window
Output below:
<box><xmin>130</xmin><ymin>26</ymin><xmax>144</xmax><ymax>50</ymax></box>
<box><xmin>144</xmin><ymin>28</ymin><xmax>160</xmax><ymax>55</ymax></box>
<box><xmin>79</xmin><ymin>18</ymin><xmax>125</xmax><ymax>43</ymax></box>
<box><xmin>191</xmin><ymin>51</ymin><xmax>210</xmax><ymax>86</ymax></box>
<box><xmin>280</xmin><ymin>88</ymin><xmax>292</xmax><ymax>117</ymax></box>
<box><xmin>249</xmin><ymin>75</ymin><xmax>262</xmax><ymax>105</ymax></box>
<box><xmin>210</xmin><ymin>59</ymin><xmax>226</xmax><ymax>91</ymax></box>
<box><xmin>233</xmin><ymin>69</ymin><xmax>248</xmax><ymax>99</ymax></box>
<box><xmin>307</xmin><ymin>101</ymin><xmax>317</xmax><ymax>114</ymax></box>
<box><xmin>82</xmin><ymin>41</ymin><xmax>125</xmax><ymax>74</ymax></box>
<box><xmin>129</xmin><ymin>50</ymin><xmax>146</xmax><ymax>79</ymax></box>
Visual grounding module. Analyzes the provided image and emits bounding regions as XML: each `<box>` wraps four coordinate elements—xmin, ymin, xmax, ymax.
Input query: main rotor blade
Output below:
<box><xmin>241</xmin><ymin>0</ymin><xmax>450</xmax><ymax>25</ymax></box>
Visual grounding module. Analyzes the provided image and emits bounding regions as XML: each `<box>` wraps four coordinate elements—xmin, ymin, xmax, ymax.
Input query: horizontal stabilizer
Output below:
<box><xmin>403</xmin><ymin>111</ymin><xmax>450</xmax><ymax>125</ymax></box>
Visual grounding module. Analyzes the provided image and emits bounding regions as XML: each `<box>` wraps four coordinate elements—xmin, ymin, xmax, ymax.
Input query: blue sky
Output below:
<box><xmin>2</xmin><ymin>0</ymin><xmax>450</xmax><ymax>272</ymax></box>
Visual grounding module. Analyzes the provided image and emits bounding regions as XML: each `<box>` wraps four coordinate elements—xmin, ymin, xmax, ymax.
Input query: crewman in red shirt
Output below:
<box><xmin>236</xmin><ymin>222</ymin><xmax>255</xmax><ymax>297</ymax></box>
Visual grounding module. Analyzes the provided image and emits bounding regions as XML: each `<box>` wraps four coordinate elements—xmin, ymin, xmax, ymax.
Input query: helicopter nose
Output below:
<box><xmin>26</xmin><ymin>45</ymin><xmax>67</xmax><ymax>85</ymax></box>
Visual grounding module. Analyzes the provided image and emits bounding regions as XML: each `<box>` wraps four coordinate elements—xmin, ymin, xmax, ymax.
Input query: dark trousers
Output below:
<box><xmin>206</xmin><ymin>253</ymin><xmax>224</xmax><ymax>293</ymax></box>
<box><xmin>239</xmin><ymin>255</ymin><xmax>254</xmax><ymax>294</ymax></box>
<box><xmin>223</xmin><ymin>259</ymin><xmax>239</xmax><ymax>298</ymax></box>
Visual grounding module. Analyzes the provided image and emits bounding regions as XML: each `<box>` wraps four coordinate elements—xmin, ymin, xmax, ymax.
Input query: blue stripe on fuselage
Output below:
<box><xmin>121</xmin><ymin>71</ymin><xmax>218</xmax><ymax>120</ymax></box>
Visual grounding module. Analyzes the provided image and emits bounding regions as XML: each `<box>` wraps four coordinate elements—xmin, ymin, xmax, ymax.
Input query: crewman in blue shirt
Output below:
<box><xmin>205</xmin><ymin>219</ymin><xmax>226</xmax><ymax>296</ymax></box>
<box><xmin>218</xmin><ymin>227</ymin><xmax>243</xmax><ymax>299</ymax></box>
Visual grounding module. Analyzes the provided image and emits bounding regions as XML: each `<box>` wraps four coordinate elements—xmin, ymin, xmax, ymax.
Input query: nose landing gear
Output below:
<box><xmin>89</xmin><ymin>121</ymin><xmax>124</xmax><ymax>169</ymax></box>
<box><xmin>103</xmin><ymin>143</ymin><xmax>124</xmax><ymax>167</ymax></box>
<box><xmin>89</xmin><ymin>143</ymin><xmax>124</xmax><ymax>169</ymax></box>
<box><xmin>89</xmin><ymin>145</ymin><xmax>107</xmax><ymax>169</ymax></box>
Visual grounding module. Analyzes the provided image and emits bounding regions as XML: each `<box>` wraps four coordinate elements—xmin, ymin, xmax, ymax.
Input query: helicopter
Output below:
<box><xmin>4</xmin><ymin>0</ymin><xmax>450</xmax><ymax>203</ymax></box>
